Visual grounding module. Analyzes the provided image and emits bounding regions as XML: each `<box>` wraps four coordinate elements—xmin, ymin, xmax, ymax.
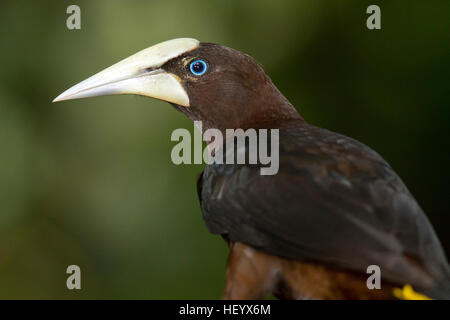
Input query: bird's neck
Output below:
<box><xmin>179</xmin><ymin>86</ymin><xmax>305</xmax><ymax>155</ymax></box>
<box><xmin>178</xmin><ymin>85</ymin><xmax>303</xmax><ymax>136</ymax></box>
<box><xmin>240</xmin><ymin>84</ymin><xmax>304</xmax><ymax>130</ymax></box>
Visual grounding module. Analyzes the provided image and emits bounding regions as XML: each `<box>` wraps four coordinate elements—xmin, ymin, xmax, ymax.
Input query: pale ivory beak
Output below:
<box><xmin>53</xmin><ymin>38</ymin><xmax>199</xmax><ymax>107</ymax></box>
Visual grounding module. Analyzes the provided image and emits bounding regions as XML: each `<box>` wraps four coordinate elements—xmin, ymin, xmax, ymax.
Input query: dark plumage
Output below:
<box><xmin>199</xmin><ymin>121</ymin><xmax>450</xmax><ymax>299</ymax></box>
<box><xmin>166</xmin><ymin>43</ymin><xmax>450</xmax><ymax>299</ymax></box>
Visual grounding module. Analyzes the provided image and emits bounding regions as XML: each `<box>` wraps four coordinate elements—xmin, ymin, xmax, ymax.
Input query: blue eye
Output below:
<box><xmin>189</xmin><ymin>59</ymin><xmax>207</xmax><ymax>76</ymax></box>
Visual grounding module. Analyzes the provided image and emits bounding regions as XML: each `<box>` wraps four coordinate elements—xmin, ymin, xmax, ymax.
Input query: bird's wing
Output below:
<box><xmin>199</xmin><ymin>124</ymin><xmax>450</xmax><ymax>291</ymax></box>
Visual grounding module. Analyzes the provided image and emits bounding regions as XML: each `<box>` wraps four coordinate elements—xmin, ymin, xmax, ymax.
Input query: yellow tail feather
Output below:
<box><xmin>392</xmin><ymin>284</ymin><xmax>432</xmax><ymax>300</ymax></box>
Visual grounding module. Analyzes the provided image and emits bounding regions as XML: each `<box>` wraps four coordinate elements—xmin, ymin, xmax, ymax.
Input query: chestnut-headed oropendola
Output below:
<box><xmin>54</xmin><ymin>38</ymin><xmax>450</xmax><ymax>300</ymax></box>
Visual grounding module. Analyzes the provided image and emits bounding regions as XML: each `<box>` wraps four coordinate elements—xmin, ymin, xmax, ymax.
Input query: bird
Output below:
<box><xmin>53</xmin><ymin>38</ymin><xmax>450</xmax><ymax>300</ymax></box>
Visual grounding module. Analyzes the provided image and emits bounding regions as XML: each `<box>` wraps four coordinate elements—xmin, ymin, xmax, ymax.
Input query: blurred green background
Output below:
<box><xmin>0</xmin><ymin>0</ymin><xmax>449</xmax><ymax>299</ymax></box>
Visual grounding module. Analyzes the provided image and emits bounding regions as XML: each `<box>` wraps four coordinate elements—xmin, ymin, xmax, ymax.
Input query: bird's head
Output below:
<box><xmin>54</xmin><ymin>38</ymin><xmax>300</xmax><ymax>132</ymax></box>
